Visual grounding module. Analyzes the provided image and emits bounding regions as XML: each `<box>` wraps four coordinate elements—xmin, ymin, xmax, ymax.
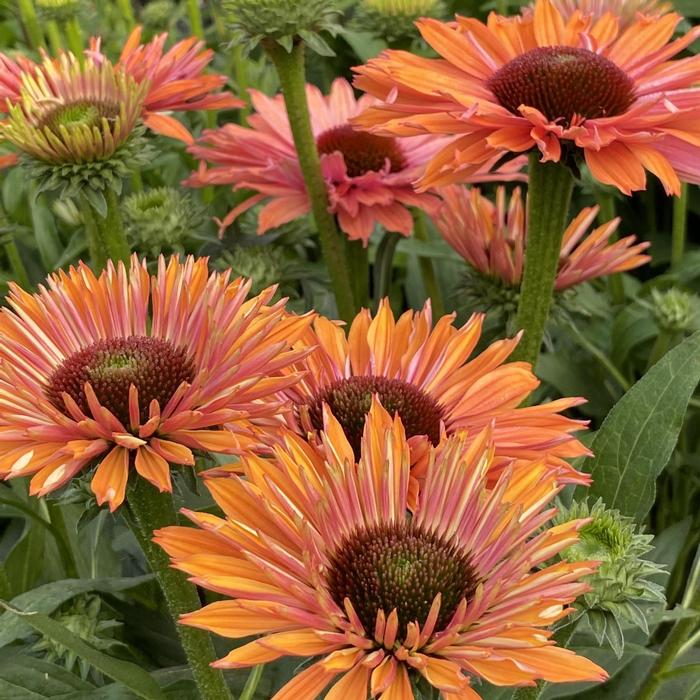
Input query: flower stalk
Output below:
<box><xmin>413</xmin><ymin>208</ymin><xmax>445</xmax><ymax>318</ymax></box>
<box><xmin>671</xmin><ymin>182</ymin><xmax>689</xmax><ymax>268</ymax></box>
<box><xmin>512</xmin><ymin>153</ymin><xmax>574</xmax><ymax>366</ymax></box>
<box><xmin>125</xmin><ymin>477</ymin><xmax>233</xmax><ymax>700</ymax></box>
<box><xmin>79</xmin><ymin>190</ymin><xmax>131</xmax><ymax>270</ymax></box>
<box><xmin>264</xmin><ymin>41</ymin><xmax>356</xmax><ymax>322</ymax></box>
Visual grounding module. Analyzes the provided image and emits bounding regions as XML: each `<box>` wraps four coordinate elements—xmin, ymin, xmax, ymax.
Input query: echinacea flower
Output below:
<box><xmin>550</xmin><ymin>0</ymin><xmax>669</xmax><ymax>27</ymax></box>
<box><xmin>185</xmin><ymin>78</ymin><xmax>524</xmax><ymax>244</ymax></box>
<box><xmin>278</xmin><ymin>299</ymin><xmax>589</xmax><ymax>483</ymax></box>
<box><xmin>436</xmin><ymin>185</ymin><xmax>650</xmax><ymax>290</ymax></box>
<box><xmin>155</xmin><ymin>400</ymin><xmax>607</xmax><ymax>698</ymax></box>
<box><xmin>0</xmin><ymin>52</ymin><xmax>146</xmax><ymax>165</ymax></box>
<box><xmin>110</xmin><ymin>27</ymin><xmax>244</xmax><ymax>143</ymax></box>
<box><xmin>0</xmin><ymin>255</ymin><xmax>311</xmax><ymax>511</ymax></box>
<box><xmin>352</xmin><ymin>0</ymin><xmax>700</xmax><ymax>195</ymax></box>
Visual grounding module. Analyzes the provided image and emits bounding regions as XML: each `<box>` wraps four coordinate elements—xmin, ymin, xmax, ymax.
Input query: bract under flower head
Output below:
<box><xmin>436</xmin><ymin>185</ymin><xmax>650</xmax><ymax>291</ymax></box>
<box><xmin>155</xmin><ymin>400</ymin><xmax>607</xmax><ymax>698</ymax></box>
<box><xmin>1</xmin><ymin>53</ymin><xmax>146</xmax><ymax>164</ymax></box>
<box><xmin>352</xmin><ymin>0</ymin><xmax>700</xmax><ymax>196</ymax></box>
<box><xmin>0</xmin><ymin>255</ymin><xmax>313</xmax><ymax>511</ymax></box>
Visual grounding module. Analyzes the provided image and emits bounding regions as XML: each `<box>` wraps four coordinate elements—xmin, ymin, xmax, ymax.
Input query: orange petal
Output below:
<box><xmin>143</xmin><ymin>112</ymin><xmax>193</xmax><ymax>144</ymax></box>
<box><xmin>91</xmin><ymin>446</ymin><xmax>129</xmax><ymax>512</ymax></box>
<box><xmin>326</xmin><ymin>663</ymin><xmax>371</xmax><ymax>700</ymax></box>
<box><xmin>134</xmin><ymin>446</ymin><xmax>172</xmax><ymax>492</ymax></box>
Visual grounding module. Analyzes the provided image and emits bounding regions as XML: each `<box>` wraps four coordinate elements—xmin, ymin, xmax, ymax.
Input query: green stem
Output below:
<box><xmin>3</xmin><ymin>238</ymin><xmax>30</xmax><ymax>289</ymax></box>
<box><xmin>126</xmin><ymin>478</ymin><xmax>233</xmax><ymax>700</ymax></box>
<box><xmin>595</xmin><ymin>187</ymin><xmax>625</xmax><ymax>305</ymax></box>
<box><xmin>265</xmin><ymin>41</ymin><xmax>356</xmax><ymax>322</ymax></box>
<box><xmin>346</xmin><ymin>237</ymin><xmax>369</xmax><ymax>308</ymax></box>
<box><xmin>231</xmin><ymin>45</ymin><xmax>251</xmax><ymax>121</ymax></box>
<box><xmin>46</xmin><ymin>502</ymin><xmax>79</xmax><ymax>579</ymax></box>
<box><xmin>671</xmin><ymin>183</ymin><xmax>689</xmax><ymax>268</ymax></box>
<box><xmin>79</xmin><ymin>190</ymin><xmax>131</xmax><ymax>270</ymax></box>
<box><xmin>413</xmin><ymin>209</ymin><xmax>445</xmax><ymax>318</ymax></box>
<box><xmin>647</xmin><ymin>329</ymin><xmax>675</xmax><ymax>370</ymax></box>
<box><xmin>511</xmin><ymin>623</ymin><xmax>578</xmax><ymax>700</ymax></box>
<box><xmin>239</xmin><ymin>664</ymin><xmax>265</xmax><ymax>700</ymax></box>
<box><xmin>0</xmin><ymin>560</ymin><xmax>11</xmax><ymax>600</ymax></box>
<box><xmin>374</xmin><ymin>231</ymin><xmax>401</xmax><ymax>301</ymax></box>
<box><xmin>115</xmin><ymin>0</ymin><xmax>136</xmax><ymax>28</ymax></box>
<box><xmin>45</xmin><ymin>20</ymin><xmax>63</xmax><ymax>55</ymax></box>
<box><xmin>187</xmin><ymin>0</ymin><xmax>204</xmax><ymax>39</ymax></box>
<box><xmin>512</xmin><ymin>154</ymin><xmax>575</xmax><ymax>367</ymax></box>
<box><xmin>63</xmin><ymin>17</ymin><xmax>84</xmax><ymax>59</ymax></box>
<box><xmin>635</xmin><ymin>553</ymin><xmax>700</xmax><ymax>700</ymax></box>
<box><xmin>17</xmin><ymin>0</ymin><xmax>44</xmax><ymax>49</ymax></box>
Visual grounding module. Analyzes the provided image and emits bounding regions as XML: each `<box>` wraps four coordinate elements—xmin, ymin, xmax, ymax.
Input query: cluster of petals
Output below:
<box><xmin>0</xmin><ymin>255</ymin><xmax>312</xmax><ymax>511</ymax></box>
<box><xmin>352</xmin><ymin>0</ymin><xmax>700</xmax><ymax>196</ymax></box>
<box><xmin>436</xmin><ymin>185</ymin><xmax>651</xmax><ymax>290</ymax></box>
<box><xmin>279</xmin><ymin>299</ymin><xmax>590</xmax><ymax>483</ymax></box>
<box><xmin>185</xmin><ymin>78</ymin><xmax>524</xmax><ymax>244</ymax></box>
<box><xmin>550</xmin><ymin>0</ymin><xmax>669</xmax><ymax>26</ymax></box>
<box><xmin>155</xmin><ymin>400</ymin><xmax>607</xmax><ymax>699</ymax></box>
<box><xmin>91</xmin><ymin>27</ymin><xmax>244</xmax><ymax>143</ymax></box>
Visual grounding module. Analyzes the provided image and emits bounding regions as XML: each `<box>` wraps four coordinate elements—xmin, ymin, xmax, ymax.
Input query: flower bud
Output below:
<box><xmin>354</xmin><ymin>0</ymin><xmax>446</xmax><ymax>44</ymax></box>
<box><xmin>650</xmin><ymin>288</ymin><xmax>697</xmax><ymax>334</ymax></box>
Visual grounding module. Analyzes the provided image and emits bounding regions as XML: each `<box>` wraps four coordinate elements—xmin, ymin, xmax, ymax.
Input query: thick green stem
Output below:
<box><xmin>512</xmin><ymin>154</ymin><xmax>574</xmax><ymax>367</ymax></box>
<box><xmin>671</xmin><ymin>183</ymin><xmax>689</xmax><ymax>268</ymax></box>
<box><xmin>80</xmin><ymin>190</ymin><xmax>131</xmax><ymax>270</ymax></box>
<box><xmin>3</xmin><ymin>238</ymin><xmax>30</xmax><ymax>289</ymax></box>
<box><xmin>346</xmin><ymin>237</ymin><xmax>370</xmax><ymax>308</ymax></box>
<box><xmin>265</xmin><ymin>41</ymin><xmax>356</xmax><ymax>322</ymax></box>
<box><xmin>595</xmin><ymin>187</ymin><xmax>625</xmax><ymax>305</ymax></box>
<box><xmin>647</xmin><ymin>329</ymin><xmax>676</xmax><ymax>370</ymax></box>
<box><xmin>126</xmin><ymin>478</ymin><xmax>233</xmax><ymax>700</ymax></box>
<box><xmin>374</xmin><ymin>231</ymin><xmax>401</xmax><ymax>301</ymax></box>
<box><xmin>17</xmin><ymin>0</ymin><xmax>43</xmax><ymax>49</ymax></box>
<box><xmin>187</xmin><ymin>0</ymin><xmax>204</xmax><ymax>39</ymax></box>
<box><xmin>0</xmin><ymin>561</ymin><xmax>11</xmax><ymax>599</ymax></box>
<box><xmin>511</xmin><ymin>623</ymin><xmax>578</xmax><ymax>700</ymax></box>
<box><xmin>413</xmin><ymin>209</ymin><xmax>445</xmax><ymax>318</ymax></box>
<box><xmin>635</xmin><ymin>554</ymin><xmax>700</xmax><ymax>700</ymax></box>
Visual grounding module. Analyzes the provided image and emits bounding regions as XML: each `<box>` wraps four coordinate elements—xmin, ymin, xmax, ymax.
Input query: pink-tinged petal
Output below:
<box><xmin>143</xmin><ymin>112</ymin><xmax>194</xmax><ymax>144</ymax></box>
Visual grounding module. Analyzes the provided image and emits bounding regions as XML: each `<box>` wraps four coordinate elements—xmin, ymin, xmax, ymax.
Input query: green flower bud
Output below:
<box><xmin>650</xmin><ymin>288</ymin><xmax>697</xmax><ymax>333</ymax></box>
<box><xmin>122</xmin><ymin>187</ymin><xmax>205</xmax><ymax>258</ymax></box>
<box><xmin>219</xmin><ymin>245</ymin><xmax>288</xmax><ymax>296</ymax></box>
<box><xmin>354</xmin><ymin>0</ymin><xmax>446</xmax><ymax>44</ymax></box>
<box><xmin>222</xmin><ymin>0</ymin><xmax>342</xmax><ymax>56</ymax></box>
<box><xmin>35</xmin><ymin>0</ymin><xmax>82</xmax><ymax>21</ymax></box>
<box><xmin>140</xmin><ymin>0</ymin><xmax>179</xmax><ymax>30</ymax></box>
<box><xmin>555</xmin><ymin>499</ymin><xmax>666</xmax><ymax>658</ymax></box>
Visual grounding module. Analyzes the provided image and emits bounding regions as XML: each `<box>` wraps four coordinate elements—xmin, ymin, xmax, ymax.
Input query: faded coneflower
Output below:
<box><xmin>276</xmin><ymin>299</ymin><xmax>589</xmax><ymax>483</ymax></box>
<box><xmin>155</xmin><ymin>400</ymin><xmax>607</xmax><ymax>699</ymax></box>
<box><xmin>0</xmin><ymin>255</ymin><xmax>311</xmax><ymax>511</ymax></box>
<box><xmin>437</xmin><ymin>186</ymin><xmax>650</xmax><ymax>291</ymax></box>
<box><xmin>353</xmin><ymin>0</ymin><xmax>700</xmax><ymax>196</ymax></box>
<box><xmin>185</xmin><ymin>78</ymin><xmax>524</xmax><ymax>245</ymax></box>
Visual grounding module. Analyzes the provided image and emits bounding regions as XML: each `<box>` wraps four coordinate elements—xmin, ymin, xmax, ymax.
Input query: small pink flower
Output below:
<box><xmin>185</xmin><ymin>78</ymin><xmax>524</xmax><ymax>245</ymax></box>
<box><xmin>436</xmin><ymin>185</ymin><xmax>651</xmax><ymax>290</ymax></box>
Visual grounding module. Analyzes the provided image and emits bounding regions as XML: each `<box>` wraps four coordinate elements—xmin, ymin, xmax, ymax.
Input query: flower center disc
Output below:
<box><xmin>46</xmin><ymin>336</ymin><xmax>195</xmax><ymax>427</ymax></box>
<box><xmin>326</xmin><ymin>522</ymin><xmax>477</xmax><ymax>637</ymax></box>
<box><xmin>38</xmin><ymin>100</ymin><xmax>119</xmax><ymax>132</ymax></box>
<box><xmin>488</xmin><ymin>46</ymin><xmax>635</xmax><ymax>125</ymax></box>
<box><xmin>316</xmin><ymin>124</ymin><xmax>407</xmax><ymax>177</ymax></box>
<box><xmin>306</xmin><ymin>375</ymin><xmax>443</xmax><ymax>458</ymax></box>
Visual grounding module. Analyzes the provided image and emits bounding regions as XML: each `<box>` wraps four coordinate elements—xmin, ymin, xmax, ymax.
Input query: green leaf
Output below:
<box><xmin>0</xmin><ymin>651</ymin><xmax>95</xmax><ymax>699</ymax></box>
<box><xmin>0</xmin><ymin>603</ymin><xmax>166</xmax><ymax>700</ymax></box>
<box><xmin>0</xmin><ymin>576</ymin><xmax>153</xmax><ymax>648</ymax></box>
<box><xmin>575</xmin><ymin>331</ymin><xmax>700</xmax><ymax>521</ymax></box>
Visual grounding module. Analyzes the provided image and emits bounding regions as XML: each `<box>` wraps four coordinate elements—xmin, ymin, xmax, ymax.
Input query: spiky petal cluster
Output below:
<box><xmin>550</xmin><ymin>0</ymin><xmax>669</xmax><ymax>27</ymax></box>
<box><xmin>0</xmin><ymin>53</ymin><xmax>146</xmax><ymax>164</ymax></box>
<box><xmin>555</xmin><ymin>499</ymin><xmax>666</xmax><ymax>657</ymax></box>
<box><xmin>0</xmin><ymin>255</ymin><xmax>312</xmax><ymax>511</ymax></box>
<box><xmin>352</xmin><ymin>0</ymin><xmax>700</xmax><ymax>196</ymax></box>
<box><xmin>156</xmin><ymin>400</ymin><xmax>607</xmax><ymax>698</ymax></box>
<box><xmin>437</xmin><ymin>186</ymin><xmax>650</xmax><ymax>291</ymax></box>
<box><xmin>354</xmin><ymin>0</ymin><xmax>446</xmax><ymax>44</ymax></box>
<box><xmin>185</xmin><ymin>78</ymin><xmax>523</xmax><ymax>244</ymax></box>
<box><xmin>278</xmin><ymin>298</ymin><xmax>590</xmax><ymax>484</ymax></box>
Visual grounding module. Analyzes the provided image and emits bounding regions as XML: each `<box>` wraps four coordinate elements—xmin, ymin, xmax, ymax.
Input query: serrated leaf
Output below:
<box><xmin>574</xmin><ymin>331</ymin><xmax>700</xmax><ymax>521</ymax></box>
<box><xmin>0</xmin><ymin>603</ymin><xmax>166</xmax><ymax>700</ymax></box>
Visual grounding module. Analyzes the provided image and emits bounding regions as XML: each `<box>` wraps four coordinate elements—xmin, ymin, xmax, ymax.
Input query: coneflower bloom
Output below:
<box><xmin>155</xmin><ymin>400</ymin><xmax>607</xmax><ymax>698</ymax></box>
<box><xmin>111</xmin><ymin>27</ymin><xmax>244</xmax><ymax>143</ymax></box>
<box><xmin>0</xmin><ymin>52</ymin><xmax>146</xmax><ymax>164</ymax></box>
<box><xmin>0</xmin><ymin>255</ymin><xmax>311</xmax><ymax>512</ymax></box>
<box><xmin>184</xmin><ymin>78</ymin><xmax>524</xmax><ymax>244</ymax></box>
<box><xmin>551</xmin><ymin>0</ymin><xmax>669</xmax><ymax>26</ymax></box>
<box><xmin>278</xmin><ymin>299</ymin><xmax>589</xmax><ymax>483</ymax></box>
<box><xmin>352</xmin><ymin>0</ymin><xmax>700</xmax><ymax>195</ymax></box>
<box><xmin>437</xmin><ymin>186</ymin><xmax>650</xmax><ymax>290</ymax></box>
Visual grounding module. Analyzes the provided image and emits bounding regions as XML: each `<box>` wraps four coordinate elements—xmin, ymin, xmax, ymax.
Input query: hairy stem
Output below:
<box><xmin>80</xmin><ymin>190</ymin><xmax>131</xmax><ymax>270</ymax></box>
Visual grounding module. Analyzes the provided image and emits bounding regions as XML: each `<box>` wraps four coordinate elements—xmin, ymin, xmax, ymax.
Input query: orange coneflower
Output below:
<box><xmin>0</xmin><ymin>255</ymin><xmax>311</xmax><ymax>511</ymax></box>
<box><xmin>276</xmin><ymin>299</ymin><xmax>589</xmax><ymax>483</ymax></box>
<box><xmin>155</xmin><ymin>400</ymin><xmax>607</xmax><ymax>699</ymax></box>
<box><xmin>437</xmin><ymin>185</ymin><xmax>650</xmax><ymax>290</ymax></box>
<box><xmin>352</xmin><ymin>0</ymin><xmax>700</xmax><ymax>195</ymax></box>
